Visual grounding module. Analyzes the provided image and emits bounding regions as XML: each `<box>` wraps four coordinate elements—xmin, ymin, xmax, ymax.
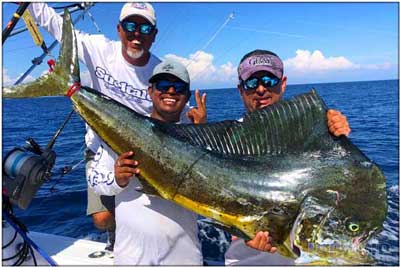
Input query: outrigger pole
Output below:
<box><xmin>2</xmin><ymin>2</ymin><xmax>31</xmax><ymax>44</ymax></box>
<box><xmin>7</xmin><ymin>5</ymin><xmax>85</xmax><ymax>38</ymax></box>
<box><xmin>13</xmin><ymin>3</ymin><xmax>96</xmax><ymax>85</ymax></box>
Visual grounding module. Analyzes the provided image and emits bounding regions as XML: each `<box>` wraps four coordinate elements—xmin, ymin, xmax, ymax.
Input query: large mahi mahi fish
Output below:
<box><xmin>4</xmin><ymin>10</ymin><xmax>387</xmax><ymax>265</ymax></box>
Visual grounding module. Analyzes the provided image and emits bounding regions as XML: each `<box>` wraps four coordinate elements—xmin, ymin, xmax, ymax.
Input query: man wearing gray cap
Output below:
<box><xmin>27</xmin><ymin>2</ymin><xmax>172</xmax><ymax>251</ymax></box>
<box><xmin>225</xmin><ymin>49</ymin><xmax>351</xmax><ymax>265</ymax></box>
<box><xmin>88</xmin><ymin>59</ymin><xmax>206</xmax><ymax>264</ymax></box>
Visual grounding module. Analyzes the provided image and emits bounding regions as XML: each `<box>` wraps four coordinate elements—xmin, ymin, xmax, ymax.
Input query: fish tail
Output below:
<box><xmin>3</xmin><ymin>9</ymin><xmax>80</xmax><ymax>98</ymax></box>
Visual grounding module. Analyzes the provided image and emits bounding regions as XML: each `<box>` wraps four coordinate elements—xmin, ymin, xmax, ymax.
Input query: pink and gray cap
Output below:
<box><xmin>238</xmin><ymin>53</ymin><xmax>284</xmax><ymax>81</ymax></box>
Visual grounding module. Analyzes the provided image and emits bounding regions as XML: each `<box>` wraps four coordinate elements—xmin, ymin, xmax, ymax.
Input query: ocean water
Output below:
<box><xmin>2</xmin><ymin>79</ymin><xmax>399</xmax><ymax>265</ymax></box>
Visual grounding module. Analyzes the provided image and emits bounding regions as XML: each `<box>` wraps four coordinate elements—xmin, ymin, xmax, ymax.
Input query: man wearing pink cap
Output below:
<box><xmin>224</xmin><ymin>49</ymin><xmax>351</xmax><ymax>265</ymax></box>
<box><xmin>27</xmin><ymin>2</ymin><xmax>187</xmax><ymax>252</ymax></box>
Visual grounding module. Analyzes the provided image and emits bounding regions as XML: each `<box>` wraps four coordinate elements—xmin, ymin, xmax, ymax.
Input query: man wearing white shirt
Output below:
<box><xmin>28</xmin><ymin>2</ymin><xmax>186</xmax><ymax>251</ymax></box>
<box><xmin>87</xmin><ymin>59</ymin><xmax>206</xmax><ymax>265</ymax></box>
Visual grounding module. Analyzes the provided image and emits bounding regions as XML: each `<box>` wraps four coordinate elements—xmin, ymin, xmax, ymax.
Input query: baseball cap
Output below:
<box><xmin>149</xmin><ymin>59</ymin><xmax>190</xmax><ymax>84</ymax></box>
<box><xmin>119</xmin><ymin>2</ymin><xmax>156</xmax><ymax>26</ymax></box>
<box><xmin>238</xmin><ymin>52</ymin><xmax>284</xmax><ymax>81</ymax></box>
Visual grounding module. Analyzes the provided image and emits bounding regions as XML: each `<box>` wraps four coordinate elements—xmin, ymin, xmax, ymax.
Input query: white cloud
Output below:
<box><xmin>162</xmin><ymin>50</ymin><xmax>237</xmax><ymax>88</ymax></box>
<box><xmin>2</xmin><ymin>68</ymin><xmax>14</xmax><ymax>87</ymax></box>
<box><xmin>284</xmin><ymin>49</ymin><xmax>359</xmax><ymax>74</ymax></box>
<box><xmin>282</xmin><ymin>49</ymin><xmax>397</xmax><ymax>84</ymax></box>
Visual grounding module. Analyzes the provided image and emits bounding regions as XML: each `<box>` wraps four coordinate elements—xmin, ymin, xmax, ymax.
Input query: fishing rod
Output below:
<box><xmin>21</xmin><ymin>7</ymin><xmax>49</xmax><ymax>54</ymax></box>
<box><xmin>14</xmin><ymin>2</ymin><xmax>95</xmax><ymax>85</ymax></box>
<box><xmin>2</xmin><ymin>109</ymin><xmax>76</xmax><ymax>210</ymax></box>
<box><xmin>3</xmin><ymin>2</ymin><xmax>51</xmax><ymax>54</ymax></box>
<box><xmin>8</xmin><ymin>5</ymin><xmax>84</xmax><ymax>38</ymax></box>
<box><xmin>2</xmin><ymin>2</ymin><xmax>31</xmax><ymax>44</ymax></box>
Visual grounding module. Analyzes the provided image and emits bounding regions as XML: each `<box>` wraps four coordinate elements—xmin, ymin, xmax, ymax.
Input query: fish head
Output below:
<box><xmin>292</xmin><ymin>177</ymin><xmax>387</xmax><ymax>265</ymax></box>
<box><xmin>294</xmin><ymin>207</ymin><xmax>379</xmax><ymax>265</ymax></box>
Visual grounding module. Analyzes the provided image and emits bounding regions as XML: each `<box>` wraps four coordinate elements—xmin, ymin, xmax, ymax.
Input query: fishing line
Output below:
<box><xmin>185</xmin><ymin>12</ymin><xmax>234</xmax><ymax>69</ymax></box>
<box><xmin>48</xmin><ymin>149</ymin><xmax>86</xmax><ymax>194</ymax></box>
<box><xmin>31</xmin><ymin>109</ymin><xmax>86</xmax><ymax>196</ymax></box>
<box><xmin>151</xmin><ymin>5</ymin><xmax>186</xmax><ymax>53</ymax></box>
<box><xmin>183</xmin><ymin>12</ymin><xmax>235</xmax><ymax>87</ymax></box>
<box><xmin>189</xmin><ymin>34</ymin><xmax>249</xmax><ymax>85</ymax></box>
<box><xmin>53</xmin><ymin>3</ymin><xmax>83</xmax><ymax>10</ymax></box>
<box><xmin>226</xmin><ymin>26</ymin><xmax>308</xmax><ymax>39</ymax></box>
<box><xmin>3</xmin><ymin>44</ymin><xmax>37</xmax><ymax>54</ymax></box>
<box><xmin>85</xmin><ymin>10</ymin><xmax>102</xmax><ymax>33</ymax></box>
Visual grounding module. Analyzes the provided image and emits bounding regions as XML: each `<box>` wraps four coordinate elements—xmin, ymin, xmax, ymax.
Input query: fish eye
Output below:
<box><xmin>348</xmin><ymin>223</ymin><xmax>360</xmax><ymax>232</ymax></box>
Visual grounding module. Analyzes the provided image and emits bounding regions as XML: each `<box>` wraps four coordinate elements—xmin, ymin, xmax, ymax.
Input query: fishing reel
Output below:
<box><xmin>3</xmin><ymin>137</ymin><xmax>56</xmax><ymax>210</ymax></box>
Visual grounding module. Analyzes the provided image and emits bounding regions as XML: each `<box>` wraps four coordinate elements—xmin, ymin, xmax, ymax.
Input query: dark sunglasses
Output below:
<box><xmin>154</xmin><ymin>80</ymin><xmax>189</xmax><ymax>95</ymax></box>
<box><xmin>242</xmin><ymin>75</ymin><xmax>280</xmax><ymax>91</ymax></box>
<box><xmin>120</xmin><ymin>21</ymin><xmax>155</xmax><ymax>35</ymax></box>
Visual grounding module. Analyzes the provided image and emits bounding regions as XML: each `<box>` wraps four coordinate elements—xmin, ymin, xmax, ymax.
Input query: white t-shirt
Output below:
<box><xmin>87</xmin><ymin>143</ymin><xmax>203</xmax><ymax>265</ymax></box>
<box><xmin>29</xmin><ymin>3</ymin><xmax>190</xmax><ymax>152</ymax></box>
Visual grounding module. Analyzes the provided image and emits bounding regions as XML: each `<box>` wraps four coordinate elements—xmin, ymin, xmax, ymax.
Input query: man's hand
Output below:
<box><xmin>233</xmin><ymin>231</ymin><xmax>277</xmax><ymax>253</ymax></box>
<box><xmin>327</xmin><ymin>109</ymin><xmax>351</xmax><ymax>137</ymax></box>
<box><xmin>114</xmin><ymin>151</ymin><xmax>139</xmax><ymax>187</ymax></box>
<box><xmin>187</xmin><ymin>90</ymin><xmax>207</xmax><ymax>124</ymax></box>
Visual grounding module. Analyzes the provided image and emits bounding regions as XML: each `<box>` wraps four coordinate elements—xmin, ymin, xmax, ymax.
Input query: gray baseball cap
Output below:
<box><xmin>149</xmin><ymin>59</ymin><xmax>190</xmax><ymax>84</ymax></box>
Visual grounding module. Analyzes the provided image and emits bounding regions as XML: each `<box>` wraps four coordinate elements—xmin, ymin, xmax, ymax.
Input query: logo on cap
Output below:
<box><xmin>162</xmin><ymin>64</ymin><xmax>174</xmax><ymax>72</ymax></box>
<box><xmin>133</xmin><ymin>3</ymin><xmax>147</xmax><ymax>10</ymax></box>
<box><xmin>248</xmin><ymin>56</ymin><xmax>272</xmax><ymax>66</ymax></box>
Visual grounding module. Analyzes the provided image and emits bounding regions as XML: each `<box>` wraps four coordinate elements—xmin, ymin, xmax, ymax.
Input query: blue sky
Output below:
<box><xmin>2</xmin><ymin>2</ymin><xmax>398</xmax><ymax>90</ymax></box>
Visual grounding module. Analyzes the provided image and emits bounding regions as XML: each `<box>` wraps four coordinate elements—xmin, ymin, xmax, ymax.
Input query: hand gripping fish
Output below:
<box><xmin>3</xmin><ymin>9</ymin><xmax>387</xmax><ymax>265</ymax></box>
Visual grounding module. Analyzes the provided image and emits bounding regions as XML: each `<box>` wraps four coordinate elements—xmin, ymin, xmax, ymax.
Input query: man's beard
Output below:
<box><xmin>126</xmin><ymin>48</ymin><xmax>144</xmax><ymax>60</ymax></box>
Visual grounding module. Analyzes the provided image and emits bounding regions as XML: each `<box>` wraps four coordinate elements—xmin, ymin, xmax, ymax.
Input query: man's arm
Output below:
<box><xmin>28</xmin><ymin>3</ymin><xmax>108</xmax><ymax>66</ymax></box>
<box><xmin>28</xmin><ymin>3</ymin><xmax>68</xmax><ymax>43</ymax></box>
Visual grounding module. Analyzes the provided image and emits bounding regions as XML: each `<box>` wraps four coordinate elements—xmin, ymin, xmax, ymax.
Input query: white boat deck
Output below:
<box><xmin>29</xmin><ymin>231</ymin><xmax>114</xmax><ymax>265</ymax></box>
<box><xmin>2</xmin><ymin>223</ymin><xmax>113</xmax><ymax>266</ymax></box>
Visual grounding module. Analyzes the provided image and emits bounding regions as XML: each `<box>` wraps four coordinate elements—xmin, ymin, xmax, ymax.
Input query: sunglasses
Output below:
<box><xmin>242</xmin><ymin>75</ymin><xmax>280</xmax><ymax>91</ymax></box>
<box><xmin>120</xmin><ymin>21</ymin><xmax>155</xmax><ymax>35</ymax></box>
<box><xmin>154</xmin><ymin>80</ymin><xmax>189</xmax><ymax>95</ymax></box>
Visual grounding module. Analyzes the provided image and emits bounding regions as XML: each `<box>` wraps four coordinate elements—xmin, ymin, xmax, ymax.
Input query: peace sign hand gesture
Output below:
<box><xmin>187</xmin><ymin>89</ymin><xmax>207</xmax><ymax>124</ymax></box>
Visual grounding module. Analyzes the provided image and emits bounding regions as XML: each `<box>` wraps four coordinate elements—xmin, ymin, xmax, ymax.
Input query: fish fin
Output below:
<box><xmin>157</xmin><ymin>91</ymin><xmax>332</xmax><ymax>157</ymax></box>
<box><xmin>135</xmin><ymin>176</ymin><xmax>161</xmax><ymax>197</ymax></box>
<box><xmin>3</xmin><ymin>9</ymin><xmax>80</xmax><ymax>98</ymax></box>
<box><xmin>200</xmin><ymin>218</ymin><xmax>251</xmax><ymax>241</ymax></box>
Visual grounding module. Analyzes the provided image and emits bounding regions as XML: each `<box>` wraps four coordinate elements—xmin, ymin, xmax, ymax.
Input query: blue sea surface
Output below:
<box><xmin>2</xmin><ymin>79</ymin><xmax>399</xmax><ymax>265</ymax></box>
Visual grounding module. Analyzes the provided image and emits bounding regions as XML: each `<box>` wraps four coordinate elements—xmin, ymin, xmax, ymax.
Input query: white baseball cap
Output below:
<box><xmin>119</xmin><ymin>2</ymin><xmax>156</xmax><ymax>26</ymax></box>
